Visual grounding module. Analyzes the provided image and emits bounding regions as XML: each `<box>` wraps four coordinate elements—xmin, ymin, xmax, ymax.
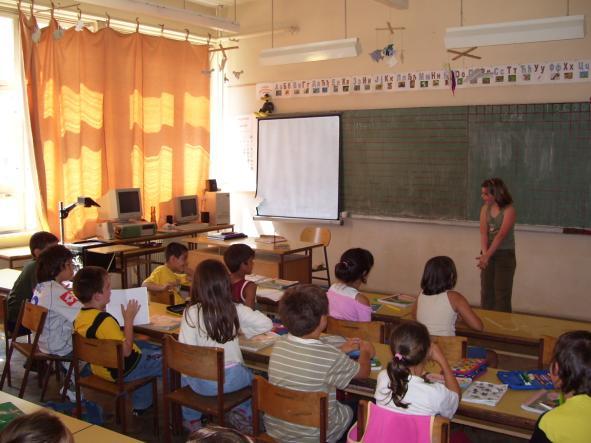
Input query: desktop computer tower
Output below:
<box><xmin>204</xmin><ymin>192</ymin><xmax>230</xmax><ymax>225</ymax></box>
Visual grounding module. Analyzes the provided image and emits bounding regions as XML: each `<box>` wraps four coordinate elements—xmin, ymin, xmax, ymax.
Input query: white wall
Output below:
<box><xmin>220</xmin><ymin>0</ymin><xmax>591</xmax><ymax>321</ymax></box>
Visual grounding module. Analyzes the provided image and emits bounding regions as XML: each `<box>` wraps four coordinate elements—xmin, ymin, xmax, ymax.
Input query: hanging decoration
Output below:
<box><xmin>371</xmin><ymin>21</ymin><xmax>405</xmax><ymax>66</ymax></box>
<box><xmin>233</xmin><ymin>70</ymin><xmax>244</xmax><ymax>79</ymax></box>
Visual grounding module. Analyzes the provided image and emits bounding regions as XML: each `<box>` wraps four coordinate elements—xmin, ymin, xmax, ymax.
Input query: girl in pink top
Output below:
<box><xmin>327</xmin><ymin>248</ymin><xmax>374</xmax><ymax>322</ymax></box>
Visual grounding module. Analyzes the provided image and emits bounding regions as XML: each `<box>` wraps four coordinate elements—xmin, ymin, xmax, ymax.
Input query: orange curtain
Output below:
<box><xmin>19</xmin><ymin>13</ymin><xmax>210</xmax><ymax>240</ymax></box>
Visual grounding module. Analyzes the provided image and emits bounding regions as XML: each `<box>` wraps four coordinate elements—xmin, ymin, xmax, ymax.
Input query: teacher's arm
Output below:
<box><xmin>478</xmin><ymin>205</ymin><xmax>516</xmax><ymax>269</ymax></box>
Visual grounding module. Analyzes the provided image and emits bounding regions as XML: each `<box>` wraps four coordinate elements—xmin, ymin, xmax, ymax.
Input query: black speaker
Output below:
<box><xmin>205</xmin><ymin>179</ymin><xmax>219</xmax><ymax>192</ymax></box>
<box><xmin>201</xmin><ymin>212</ymin><xmax>210</xmax><ymax>223</ymax></box>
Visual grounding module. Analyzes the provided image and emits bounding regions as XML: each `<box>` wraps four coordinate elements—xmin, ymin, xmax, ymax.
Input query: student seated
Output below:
<box><xmin>142</xmin><ymin>242</ymin><xmax>192</xmax><ymax>304</ymax></box>
<box><xmin>414</xmin><ymin>256</ymin><xmax>483</xmax><ymax>336</ymax></box>
<box><xmin>266</xmin><ymin>284</ymin><xmax>375</xmax><ymax>442</ymax></box>
<box><xmin>530</xmin><ymin>330</ymin><xmax>591</xmax><ymax>443</ymax></box>
<box><xmin>374</xmin><ymin>321</ymin><xmax>460</xmax><ymax>419</ymax></box>
<box><xmin>413</xmin><ymin>256</ymin><xmax>495</xmax><ymax>365</ymax></box>
<box><xmin>223</xmin><ymin>244</ymin><xmax>256</xmax><ymax>309</ymax></box>
<box><xmin>179</xmin><ymin>259</ymin><xmax>272</xmax><ymax>433</ymax></box>
<box><xmin>6</xmin><ymin>231</ymin><xmax>58</xmax><ymax>334</ymax></box>
<box><xmin>0</xmin><ymin>410</ymin><xmax>73</xmax><ymax>443</ymax></box>
<box><xmin>31</xmin><ymin>244</ymin><xmax>81</xmax><ymax>357</ymax></box>
<box><xmin>327</xmin><ymin>248</ymin><xmax>374</xmax><ymax>322</ymax></box>
<box><xmin>73</xmin><ymin>266</ymin><xmax>162</xmax><ymax>415</ymax></box>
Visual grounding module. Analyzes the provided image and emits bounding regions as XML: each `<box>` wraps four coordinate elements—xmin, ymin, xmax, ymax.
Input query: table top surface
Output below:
<box><xmin>0</xmin><ymin>246</ymin><xmax>32</xmax><ymax>259</ymax></box>
<box><xmin>184</xmin><ymin>236</ymin><xmax>323</xmax><ymax>255</ymax></box>
<box><xmin>366</xmin><ymin>292</ymin><xmax>591</xmax><ymax>341</ymax></box>
<box><xmin>0</xmin><ymin>268</ymin><xmax>21</xmax><ymax>292</ymax></box>
<box><xmin>72</xmin><ymin>424</ymin><xmax>143</xmax><ymax>442</ymax></box>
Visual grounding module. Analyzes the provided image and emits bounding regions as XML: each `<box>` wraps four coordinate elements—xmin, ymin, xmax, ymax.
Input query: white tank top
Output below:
<box><xmin>416</xmin><ymin>291</ymin><xmax>457</xmax><ymax>336</ymax></box>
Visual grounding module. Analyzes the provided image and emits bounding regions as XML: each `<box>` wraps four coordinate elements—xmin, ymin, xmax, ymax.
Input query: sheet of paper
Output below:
<box><xmin>107</xmin><ymin>287</ymin><xmax>150</xmax><ymax>326</ymax></box>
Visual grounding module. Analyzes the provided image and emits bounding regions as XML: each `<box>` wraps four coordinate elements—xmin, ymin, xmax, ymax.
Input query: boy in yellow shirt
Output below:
<box><xmin>73</xmin><ymin>266</ymin><xmax>161</xmax><ymax>415</ymax></box>
<box><xmin>142</xmin><ymin>242</ymin><xmax>192</xmax><ymax>304</ymax></box>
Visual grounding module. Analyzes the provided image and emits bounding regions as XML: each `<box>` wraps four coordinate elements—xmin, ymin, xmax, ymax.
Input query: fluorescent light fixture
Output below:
<box><xmin>260</xmin><ymin>37</ymin><xmax>361</xmax><ymax>65</ymax></box>
<box><xmin>80</xmin><ymin>0</ymin><xmax>240</xmax><ymax>33</ymax></box>
<box><xmin>445</xmin><ymin>15</ymin><xmax>585</xmax><ymax>49</ymax></box>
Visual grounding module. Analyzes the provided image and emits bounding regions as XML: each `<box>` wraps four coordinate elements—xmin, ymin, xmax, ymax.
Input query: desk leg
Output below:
<box><xmin>121</xmin><ymin>253</ymin><xmax>128</xmax><ymax>289</ymax></box>
<box><xmin>279</xmin><ymin>256</ymin><xmax>285</xmax><ymax>279</ymax></box>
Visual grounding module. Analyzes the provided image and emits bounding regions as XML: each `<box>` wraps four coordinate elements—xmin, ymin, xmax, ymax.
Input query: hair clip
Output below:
<box><xmin>394</xmin><ymin>352</ymin><xmax>404</xmax><ymax>362</ymax></box>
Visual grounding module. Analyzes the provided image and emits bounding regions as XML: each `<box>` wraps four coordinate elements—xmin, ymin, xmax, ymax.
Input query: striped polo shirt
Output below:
<box><xmin>265</xmin><ymin>334</ymin><xmax>359</xmax><ymax>442</ymax></box>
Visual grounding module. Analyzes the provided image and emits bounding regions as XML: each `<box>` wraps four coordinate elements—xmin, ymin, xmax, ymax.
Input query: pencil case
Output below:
<box><xmin>451</xmin><ymin>358</ymin><xmax>487</xmax><ymax>378</ymax></box>
<box><xmin>497</xmin><ymin>370</ymin><xmax>554</xmax><ymax>390</ymax></box>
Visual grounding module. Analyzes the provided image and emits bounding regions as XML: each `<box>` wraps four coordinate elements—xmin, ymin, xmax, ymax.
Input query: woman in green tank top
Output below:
<box><xmin>477</xmin><ymin>178</ymin><xmax>516</xmax><ymax>312</ymax></box>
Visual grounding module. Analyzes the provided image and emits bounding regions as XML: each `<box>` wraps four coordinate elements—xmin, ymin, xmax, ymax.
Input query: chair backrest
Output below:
<box><xmin>162</xmin><ymin>335</ymin><xmax>223</xmax><ymax>382</ymax></box>
<box><xmin>430</xmin><ymin>335</ymin><xmax>467</xmax><ymax>364</ymax></box>
<box><xmin>20</xmin><ymin>302</ymin><xmax>48</xmax><ymax>334</ymax></box>
<box><xmin>252</xmin><ymin>375</ymin><xmax>327</xmax><ymax>441</ymax></box>
<box><xmin>355</xmin><ymin>400</ymin><xmax>449</xmax><ymax>443</ymax></box>
<box><xmin>326</xmin><ymin>317</ymin><xmax>385</xmax><ymax>343</ymax></box>
<box><xmin>539</xmin><ymin>335</ymin><xmax>557</xmax><ymax>369</ymax></box>
<box><xmin>0</xmin><ymin>294</ymin><xmax>7</xmax><ymax>328</ymax></box>
<box><xmin>300</xmin><ymin>227</ymin><xmax>331</xmax><ymax>247</ymax></box>
<box><xmin>72</xmin><ymin>333</ymin><xmax>122</xmax><ymax>370</ymax></box>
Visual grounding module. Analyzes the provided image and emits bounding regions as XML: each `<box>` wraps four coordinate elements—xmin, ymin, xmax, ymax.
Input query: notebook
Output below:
<box><xmin>462</xmin><ymin>381</ymin><xmax>508</xmax><ymax>407</ymax></box>
<box><xmin>521</xmin><ymin>390</ymin><xmax>562</xmax><ymax>414</ymax></box>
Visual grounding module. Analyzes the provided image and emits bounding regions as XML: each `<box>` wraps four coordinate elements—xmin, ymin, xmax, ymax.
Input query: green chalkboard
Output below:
<box><xmin>342</xmin><ymin>102</ymin><xmax>591</xmax><ymax>228</ymax></box>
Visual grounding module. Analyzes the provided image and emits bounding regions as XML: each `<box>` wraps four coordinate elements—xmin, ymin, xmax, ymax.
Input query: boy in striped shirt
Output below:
<box><xmin>266</xmin><ymin>284</ymin><xmax>375</xmax><ymax>442</ymax></box>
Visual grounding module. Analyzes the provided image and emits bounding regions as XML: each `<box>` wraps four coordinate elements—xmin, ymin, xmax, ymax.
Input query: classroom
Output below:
<box><xmin>0</xmin><ymin>0</ymin><xmax>590</xmax><ymax>442</ymax></box>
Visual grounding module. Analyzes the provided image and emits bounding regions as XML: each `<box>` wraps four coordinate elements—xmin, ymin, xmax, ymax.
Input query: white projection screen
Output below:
<box><xmin>256</xmin><ymin>115</ymin><xmax>341</xmax><ymax>220</ymax></box>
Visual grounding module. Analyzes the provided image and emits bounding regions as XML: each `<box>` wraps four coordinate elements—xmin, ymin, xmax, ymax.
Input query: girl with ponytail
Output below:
<box><xmin>374</xmin><ymin>321</ymin><xmax>461</xmax><ymax>419</ymax></box>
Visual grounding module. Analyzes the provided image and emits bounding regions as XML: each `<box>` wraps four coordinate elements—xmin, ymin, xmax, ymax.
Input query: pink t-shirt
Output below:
<box><xmin>327</xmin><ymin>283</ymin><xmax>372</xmax><ymax>322</ymax></box>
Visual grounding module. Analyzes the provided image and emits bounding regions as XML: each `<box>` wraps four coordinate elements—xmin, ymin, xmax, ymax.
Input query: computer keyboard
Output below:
<box><xmin>174</xmin><ymin>222</ymin><xmax>210</xmax><ymax>231</ymax></box>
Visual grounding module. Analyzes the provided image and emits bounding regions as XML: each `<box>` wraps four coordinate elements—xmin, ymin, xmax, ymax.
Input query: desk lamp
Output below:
<box><xmin>59</xmin><ymin>197</ymin><xmax>100</xmax><ymax>244</ymax></box>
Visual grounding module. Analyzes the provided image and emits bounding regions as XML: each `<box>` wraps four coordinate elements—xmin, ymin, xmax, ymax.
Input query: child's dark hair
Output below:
<box><xmin>186</xmin><ymin>259</ymin><xmax>239</xmax><ymax>344</ymax></box>
<box><xmin>279</xmin><ymin>284</ymin><xmax>328</xmax><ymax>337</ymax></box>
<box><xmin>187</xmin><ymin>425</ymin><xmax>254</xmax><ymax>443</ymax></box>
<box><xmin>334</xmin><ymin>248</ymin><xmax>374</xmax><ymax>284</ymax></box>
<box><xmin>223</xmin><ymin>244</ymin><xmax>255</xmax><ymax>273</ymax></box>
<box><xmin>481</xmin><ymin>177</ymin><xmax>513</xmax><ymax>208</ymax></box>
<box><xmin>386</xmin><ymin>321</ymin><xmax>431</xmax><ymax>408</ymax></box>
<box><xmin>0</xmin><ymin>410</ymin><xmax>73</xmax><ymax>443</ymax></box>
<box><xmin>29</xmin><ymin>231</ymin><xmax>58</xmax><ymax>255</ymax></box>
<box><xmin>72</xmin><ymin>266</ymin><xmax>108</xmax><ymax>304</ymax></box>
<box><xmin>165</xmin><ymin>242</ymin><xmax>188</xmax><ymax>261</ymax></box>
<box><xmin>420</xmin><ymin>256</ymin><xmax>457</xmax><ymax>295</ymax></box>
<box><xmin>36</xmin><ymin>244</ymin><xmax>73</xmax><ymax>283</ymax></box>
<box><xmin>551</xmin><ymin>330</ymin><xmax>591</xmax><ymax>396</ymax></box>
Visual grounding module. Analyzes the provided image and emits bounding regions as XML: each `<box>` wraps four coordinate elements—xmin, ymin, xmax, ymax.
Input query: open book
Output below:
<box><xmin>239</xmin><ymin>332</ymin><xmax>279</xmax><ymax>352</ymax></box>
<box><xmin>107</xmin><ymin>287</ymin><xmax>150</xmax><ymax>326</ymax></box>
<box><xmin>461</xmin><ymin>381</ymin><xmax>508</xmax><ymax>407</ymax></box>
<box><xmin>0</xmin><ymin>402</ymin><xmax>24</xmax><ymax>431</ymax></box>
<box><xmin>521</xmin><ymin>390</ymin><xmax>562</xmax><ymax>414</ymax></box>
<box><xmin>379</xmin><ymin>293</ymin><xmax>416</xmax><ymax>308</ymax></box>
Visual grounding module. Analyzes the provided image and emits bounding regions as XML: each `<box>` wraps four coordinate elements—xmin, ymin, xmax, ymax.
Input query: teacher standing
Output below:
<box><xmin>477</xmin><ymin>178</ymin><xmax>516</xmax><ymax>312</ymax></box>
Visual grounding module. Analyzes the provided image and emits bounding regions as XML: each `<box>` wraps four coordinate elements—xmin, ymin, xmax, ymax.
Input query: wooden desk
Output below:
<box><xmin>366</xmin><ymin>292</ymin><xmax>591</xmax><ymax>359</ymax></box>
<box><xmin>73</xmin><ymin>424</ymin><xmax>143</xmax><ymax>442</ymax></box>
<box><xmin>0</xmin><ymin>268</ymin><xmax>21</xmax><ymax>295</ymax></box>
<box><xmin>186</xmin><ymin>236</ymin><xmax>323</xmax><ymax>283</ymax></box>
<box><xmin>136</xmin><ymin>303</ymin><xmax>539</xmax><ymax>438</ymax></box>
<box><xmin>0</xmin><ymin>246</ymin><xmax>32</xmax><ymax>269</ymax></box>
<box><xmin>0</xmin><ymin>390</ymin><xmax>93</xmax><ymax>434</ymax></box>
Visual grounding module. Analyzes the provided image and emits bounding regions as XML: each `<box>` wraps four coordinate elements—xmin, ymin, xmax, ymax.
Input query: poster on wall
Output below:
<box><xmin>255</xmin><ymin>59</ymin><xmax>591</xmax><ymax>100</ymax></box>
<box><xmin>220</xmin><ymin>114</ymin><xmax>257</xmax><ymax>192</ymax></box>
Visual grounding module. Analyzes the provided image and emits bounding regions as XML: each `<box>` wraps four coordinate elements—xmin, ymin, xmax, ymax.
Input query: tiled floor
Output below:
<box><xmin>1</xmin><ymin>333</ymin><xmax>531</xmax><ymax>442</ymax></box>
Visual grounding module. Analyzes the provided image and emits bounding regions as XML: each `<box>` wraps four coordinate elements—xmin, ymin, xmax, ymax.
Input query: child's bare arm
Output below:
<box><xmin>142</xmin><ymin>281</ymin><xmax>176</xmax><ymax>292</ymax></box>
<box><xmin>121</xmin><ymin>300</ymin><xmax>140</xmax><ymax>357</ymax></box>
<box><xmin>356</xmin><ymin>293</ymin><xmax>370</xmax><ymax>306</ymax></box>
<box><xmin>429</xmin><ymin>343</ymin><xmax>461</xmax><ymax>397</ymax></box>
<box><xmin>354</xmin><ymin>340</ymin><xmax>375</xmax><ymax>379</ymax></box>
<box><xmin>243</xmin><ymin>282</ymin><xmax>257</xmax><ymax>309</ymax></box>
<box><xmin>449</xmin><ymin>291</ymin><xmax>483</xmax><ymax>331</ymax></box>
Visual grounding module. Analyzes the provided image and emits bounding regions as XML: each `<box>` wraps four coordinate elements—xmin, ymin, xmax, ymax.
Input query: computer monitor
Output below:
<box><xmin>97</xmin><ymin>188</ymin><xmax>142</xmax><ymax>221</ymax></box>
<box><xmin>174</xmin><ymin>195</ymin><xmax>199</xmax><ymax>223</ymax></box>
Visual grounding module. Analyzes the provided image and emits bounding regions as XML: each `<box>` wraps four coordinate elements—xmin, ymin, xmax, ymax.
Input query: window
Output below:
<box><xmin>0</xmin><ymin>14</ymin><xmax>39</xmax><ymax>234</ymax></box>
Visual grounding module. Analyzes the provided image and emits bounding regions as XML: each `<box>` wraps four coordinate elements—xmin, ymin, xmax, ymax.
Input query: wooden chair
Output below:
<box><xmin>72</xmin><ymin>333</ymin><xmax>159</xmax><ymax>435</ymax></box>
<box><xmin>429</xmin><ymin>336</ymin><xmax>467</xmax><ymax>372</ymax></box>
<box><xmin>0</xmin><ymin>294</ymin><xmax>31</xmax><ymax>387</ymax></box>
<box><xmin>162</xmin><ymin>335</ymin><xmax>252</xmax><ymax>443</ymax></box>
<box><xmin>326</xmin><ymin>317</ymin><xmax>386</xmax><ymax>343</ymax></box>
<box><xmin>300</xmin><ymin>227</ymin><xmax>331</xmax><ymax>286</ymax></box>
<box><xmin>0</xmin><ymin>302</ymin><xmax>72</xmax><ymax>401</ymax></box>
<box><xmin>539</xmin><ymin>335</ymin><xmax>557</xmax><ymax>369</ymax></box>
<box><xmin>252</xmin><ymin>375</ymin><xmax>328</xmax><ymax>443</ymax></box>
<box><xmin>148</xmin><ymin>289</ymin><xmax>175</xmax><ymax>305</ymax></box>
<box><xmin>355</xmin><ymin>400</ymin><xmax>449</xmax><ymax>443</ymax></box>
